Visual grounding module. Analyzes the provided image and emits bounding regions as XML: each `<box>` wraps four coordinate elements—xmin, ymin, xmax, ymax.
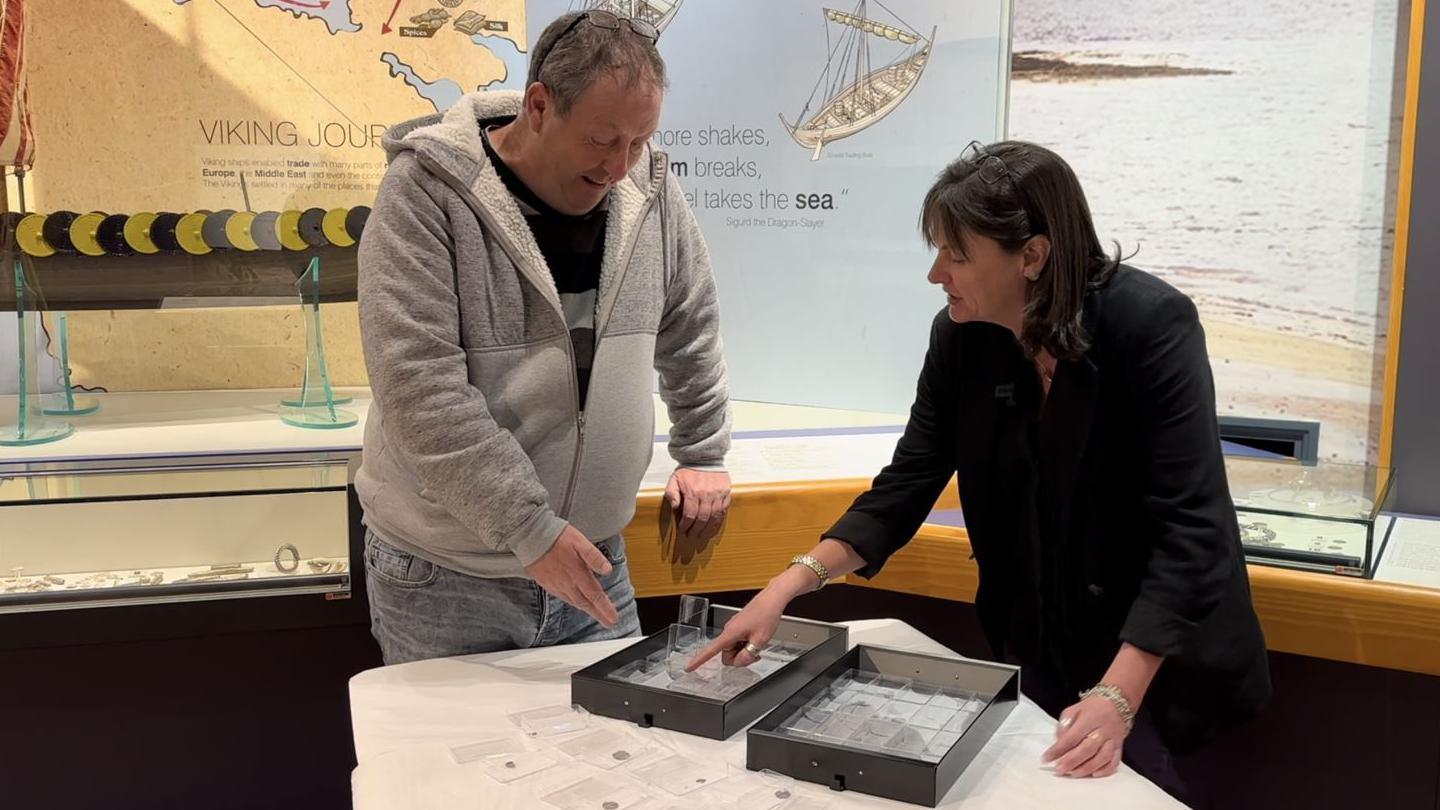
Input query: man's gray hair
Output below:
<box><xmin>527</xmin><ymin>11</ymin><xmax>668</xmax><ymax>115</ymax></box>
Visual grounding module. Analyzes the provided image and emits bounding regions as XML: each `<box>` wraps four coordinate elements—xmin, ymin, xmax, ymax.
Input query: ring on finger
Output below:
<box><xmin>1085</xmin><ymin>730</ymin><xmax>1105</xmax><ymax>744</ymax></box>
<box><xmin>743</xmin><ymin>642</ymin><xmax>764</xmax><ymax>657</ymax></box>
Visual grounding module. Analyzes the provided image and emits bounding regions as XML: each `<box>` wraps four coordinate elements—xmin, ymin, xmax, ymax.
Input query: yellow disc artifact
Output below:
<box><xmin>321</xmin><ymin>207</ymin><xmax>356</xmax><ymax>247</ymax></box>
<box><xmin>123</xmin><ymin>212</ymin><xmax>161</xmax><ymax>254</ymax></box>
<box><xmin>276</xmin><ymin>209</ymin><xmax>308</xmax><ymax>251</ymax></box>
<box><xmin>69</xmin><ymin>212</ymin><xmax>108</xmax><ymax>257</ymax></box>
<box><xmin>15</xmin><ymin>213</ymin><xmax>55</xmax><ymax>257</ymax></box>
<box><xmin>225</xmin><ymin>211</ymin><xmax>259</xmax><ymax>251</ymax></box>
<box><xmin>175</xmin><ymin>212</ymin><xmax>212</xmax><ymax>255</ymax></box>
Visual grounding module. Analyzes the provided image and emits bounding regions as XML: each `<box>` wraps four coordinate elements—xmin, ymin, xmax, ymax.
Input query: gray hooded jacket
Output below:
<box><xmin>355</xmin><ymin>91</ymin><xmax>731</xmax><ymax>579</ymax></box>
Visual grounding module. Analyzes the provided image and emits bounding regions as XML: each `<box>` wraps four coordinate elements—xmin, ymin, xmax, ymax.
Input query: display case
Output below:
<box><xmin>746</xmin><ymin>644</ymin><xmax>1019</xmax><ymax>807</ymax></box>
<box><xmin>571</xmin><ymin>602</ymin><xmax>849</xmax><ymax>741</ymax></box>
<box><xmin>0</xmin><ymin>451</ymin><xmax>354</xmax><ymax>612</ymax></box>
<box><xmin>1226</xmin><ymin>456</ymin><xmax>1396</xmax><ymax>577</ymax></box>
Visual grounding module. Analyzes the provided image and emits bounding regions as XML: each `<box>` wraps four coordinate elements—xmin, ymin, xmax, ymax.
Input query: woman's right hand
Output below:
<box><xmin>685</xmin><ymin>586</ymin><xmax>790</xmax><ymax>670</ymax></box>
<box><xmin>686</xmin><ymin>539</ymin><xmax>865</xmax><ymax>671</ymax></box>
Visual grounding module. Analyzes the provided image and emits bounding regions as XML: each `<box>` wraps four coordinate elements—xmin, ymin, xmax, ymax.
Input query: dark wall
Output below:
<box><xmin>0</xmin><ymin>623</ymin><xmax>381</xmax><ymax>809</ymax></box>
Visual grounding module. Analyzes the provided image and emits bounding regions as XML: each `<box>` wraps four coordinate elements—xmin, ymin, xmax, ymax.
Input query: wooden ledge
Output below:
<box><xmin>626</xmin><ymin>482</ymin><xmax>1440</xmax><ymax>677</ymax></box>
<box><xmin>852</xmin><ymin>525</ymin><xmax>1440</xmax><ymax>678</ymax></box>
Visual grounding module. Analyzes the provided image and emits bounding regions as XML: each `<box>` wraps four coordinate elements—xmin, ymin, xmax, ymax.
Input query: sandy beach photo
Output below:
<box><xmin>1009</xmin><ymin>0</ymin><xmax>1405</xmax><ymax>463</ymax></box>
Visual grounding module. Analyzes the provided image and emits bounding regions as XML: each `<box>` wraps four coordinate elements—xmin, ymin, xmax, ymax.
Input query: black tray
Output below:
<box><xmin>746</xmin><ymin>644</ymin><xmax>1020</xmax><ymax>807</ymax></box>
<box><xmin>570</xmin><ymin>606</ymin><xmax>848</xmax><ymax>740</ymax></box>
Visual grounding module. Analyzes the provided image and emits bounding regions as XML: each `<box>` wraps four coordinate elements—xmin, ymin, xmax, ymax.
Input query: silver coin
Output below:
<box><xmin>696</xmin><ymin>778</ymin><xmax>706</xmax><ymax>784</ymax></box>
<box><xmin>504</xmin><ymin>761</ymin><xmax>516</xmax><ymax>769</ymax></box>
<box><xmin>612</xmin><ymin>750</ymin><xmax>631</xmax><ymax>761</ymax></box>
<box><xmin>603</xmin><ymin>803</ymin><xmax>619</xmax><ymax>810</ymax></box>
<box><xmin>775</xmin><ymin>790</ymin><xmax>792</xmax><ymax>799</ymax></box>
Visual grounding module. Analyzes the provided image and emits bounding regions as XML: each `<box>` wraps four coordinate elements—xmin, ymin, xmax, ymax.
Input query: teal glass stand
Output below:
<box><xmin>2</xmin><ymin>259</ymin><xmax>74</xmax><ymax>446</ymax></box>
<box><xmin>280</xmin><ymin>256</ymin><xmax>357</xmax><ymax>430</ymax></box>
<box><xmin>41</xmin><ymin>311</ymin><xmax>99</xmax><ymax>416</ymax></box>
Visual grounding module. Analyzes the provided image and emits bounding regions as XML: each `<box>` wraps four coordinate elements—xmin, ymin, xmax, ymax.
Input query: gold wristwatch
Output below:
<box><xmin>789</xmin><ymin>554</ymin><xmax>830</xmax><ymax>590</ymax></box>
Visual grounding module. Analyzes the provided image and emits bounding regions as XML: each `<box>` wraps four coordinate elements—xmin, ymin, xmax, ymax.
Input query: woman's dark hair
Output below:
<box><xmin>920</xmin><ymin>140</ymin><xmax>1120</xmax><ymax>360</ymax></box>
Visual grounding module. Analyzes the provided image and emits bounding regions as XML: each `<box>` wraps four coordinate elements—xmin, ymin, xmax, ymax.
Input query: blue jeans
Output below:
<box><xmin>363</xmin><ymin>529</ymin><xmax>641</xmax><ymax>665</ymax></box>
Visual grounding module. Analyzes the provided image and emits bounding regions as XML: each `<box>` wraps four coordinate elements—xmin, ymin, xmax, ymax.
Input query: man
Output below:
<box><xmin>355</xmin><ymin>10</ymin><xmax>732</xmax><ymax>665</ymax></box>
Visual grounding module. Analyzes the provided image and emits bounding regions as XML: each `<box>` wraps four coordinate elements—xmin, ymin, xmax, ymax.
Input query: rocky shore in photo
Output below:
<box><xmin>1012</xmin><ymin>51</ymin><xmax>1234</xmax><ymax>82</ymax></box>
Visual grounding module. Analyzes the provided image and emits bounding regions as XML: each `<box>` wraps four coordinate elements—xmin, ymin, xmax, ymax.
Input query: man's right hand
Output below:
<box><xmin>525</xmin><ymin>524</ymin><xmax>620</xmax><ymax>628</ymax></box>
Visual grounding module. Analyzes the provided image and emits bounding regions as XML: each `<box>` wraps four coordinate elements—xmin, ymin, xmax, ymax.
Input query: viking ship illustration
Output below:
<box><xmin>578</xmin><ymin>0</ymin><xmax>684</xmax><ymax>33</ymax></box>
<box><xmin>781</xmin><ymin>1</ymin><xmax>936</xmax><ymax>160</ymax></box>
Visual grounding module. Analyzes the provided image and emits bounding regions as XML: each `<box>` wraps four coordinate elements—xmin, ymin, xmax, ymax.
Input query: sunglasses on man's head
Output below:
<box><xmin>533</xmin><ymin>10</ymin><xmax>660</xmax><ymax>82</ymax></box>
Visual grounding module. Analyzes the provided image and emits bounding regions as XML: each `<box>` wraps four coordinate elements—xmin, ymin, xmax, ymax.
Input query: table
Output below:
<box><xmin>349</xmin><ymin>619</ymin><xmax>1180</xmax><ymax>809</ymax></box>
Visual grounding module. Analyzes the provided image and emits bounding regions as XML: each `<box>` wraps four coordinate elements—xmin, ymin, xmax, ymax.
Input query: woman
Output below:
<box><xmin>689</xmin><ymin>141</ymin><xmax>1270</xmax><ymax>801</ymax></box>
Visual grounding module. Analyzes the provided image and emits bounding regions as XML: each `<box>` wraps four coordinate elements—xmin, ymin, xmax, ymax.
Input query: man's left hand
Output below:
<box><xmin>665</xmin><ymin>468</ymin><xmax>731</xmax><ymax>541</ymax></box>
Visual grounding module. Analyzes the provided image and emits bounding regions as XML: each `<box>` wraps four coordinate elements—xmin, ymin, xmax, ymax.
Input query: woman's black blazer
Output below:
<box><xmin>828</xmin><ymin>266</ymin><xmax>1271</xmax><ymax>753</ymax></box>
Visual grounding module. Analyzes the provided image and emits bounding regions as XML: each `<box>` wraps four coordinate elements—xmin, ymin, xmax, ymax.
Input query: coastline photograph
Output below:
<box><xmin>1008</xmin><ymin>0</ymin><xmax>1407</xmax><ymax>463</ymax></box>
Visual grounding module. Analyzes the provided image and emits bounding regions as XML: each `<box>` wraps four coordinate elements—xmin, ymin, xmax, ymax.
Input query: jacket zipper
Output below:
<box><xmin>560</xmin><ymin>173</ymin><xmax>666</xmax><ymax>518</ymax></box>
<box><xmin>415</xmin><ymin>151</ymin><xmax>666</xmax><ymax>520</ymax></box>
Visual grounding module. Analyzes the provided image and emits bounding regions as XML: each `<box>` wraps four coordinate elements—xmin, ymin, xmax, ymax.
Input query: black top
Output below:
<box><xmin>481</xmin><ymin>118</ymin><xmax>607</xmax><ymax>408</ymax></box>
<box><xmin>826</xmin><ymin>266</ymin><xmax>1271</xmax><ymax>753</ymax></box>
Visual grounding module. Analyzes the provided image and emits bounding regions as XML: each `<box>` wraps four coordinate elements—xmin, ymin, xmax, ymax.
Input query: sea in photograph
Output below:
<box><xmin>1008</xmin><ymin>0</ymin><xmax>1405</xmax><ymax>462</ymax></box>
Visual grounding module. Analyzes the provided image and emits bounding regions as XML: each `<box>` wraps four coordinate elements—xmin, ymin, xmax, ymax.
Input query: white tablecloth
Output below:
<box><xmin>349</xmin><ymin>619</ymin><xmax>1180</xmax><ymax>809</ymax></box>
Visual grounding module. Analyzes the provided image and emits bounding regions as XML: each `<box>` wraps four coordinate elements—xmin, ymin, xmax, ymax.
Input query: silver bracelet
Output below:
<box><xmin>274</xmin><ymin>543</ymin><xmax>300</xmax><ymax>573</ymax></box>
<box><xmin>1079</xmin><ymin>683</ymin><xmax>1135</xmax><ymax>733</ymax></box>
